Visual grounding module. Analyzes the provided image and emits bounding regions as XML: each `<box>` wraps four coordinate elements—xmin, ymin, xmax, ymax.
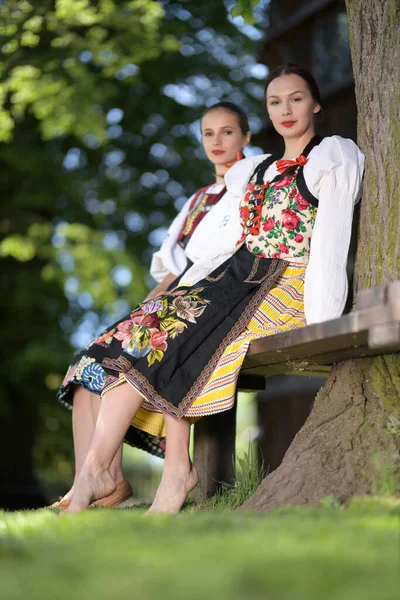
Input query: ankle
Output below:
<box><xmin>164</xmin><ymin>457</ymin><xmax>192</xmax><ymax>475</ymax></box>
<box><xmin>110</xmin><ymin>470</ymin><xmax>124</xmax><ymax>484</ymax></box>
<box><xmin>83</xmin><ymin>453</ymin><xmax>109</xmax><ymax>477</ymax></box>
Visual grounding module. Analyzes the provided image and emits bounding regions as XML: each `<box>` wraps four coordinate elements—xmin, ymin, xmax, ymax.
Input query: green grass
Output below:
<box><xmin>194</xmin><ymin>442</ymin><xmax>267</xmax><ymax>510</ymax></box>
<box><xmin>1</xmin><ymin>497</ymin><xmax>399</xmax><ymax>600</ymax></box>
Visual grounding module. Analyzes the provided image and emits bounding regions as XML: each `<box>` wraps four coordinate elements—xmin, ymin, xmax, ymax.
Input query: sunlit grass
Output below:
<box><xmin>192</xmin><ymin>442</ymin><xmax>265</xmax><ymax>510</ymax></box>
<box><xmin>0</xmin><ymin>497</ymin><xmax>399</xmax><ymax>600</ymax></box>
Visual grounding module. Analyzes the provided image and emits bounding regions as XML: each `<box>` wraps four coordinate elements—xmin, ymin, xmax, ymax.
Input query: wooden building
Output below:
<box><xmin>256</xmin><ymin>0</ymin><xmax>357</xmax><ymax>154</ymax></box>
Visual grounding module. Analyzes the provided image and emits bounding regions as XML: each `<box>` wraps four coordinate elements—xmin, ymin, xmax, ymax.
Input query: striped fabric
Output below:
<box><xmin>126</xmin><ymin>261</ymin><xmax>306</xmax><ymax>437</ymax></box>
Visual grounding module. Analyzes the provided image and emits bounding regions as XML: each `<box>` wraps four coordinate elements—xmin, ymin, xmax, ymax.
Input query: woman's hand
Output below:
<box><xmin>144</xmin><ymin>272</ymin><xmax>177</xmax><ymax>301</ymax></box>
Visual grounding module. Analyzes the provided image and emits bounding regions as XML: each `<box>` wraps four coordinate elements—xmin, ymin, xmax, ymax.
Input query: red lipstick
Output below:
<box><xmin>281</xmin><ymin>121</ymin><xmax>296</xmax><ymax>128</ymax></box>
<box><xmin>212</xmin><ymin>150</ymin><xmax>225</xmax><ymax>155</ymax></box>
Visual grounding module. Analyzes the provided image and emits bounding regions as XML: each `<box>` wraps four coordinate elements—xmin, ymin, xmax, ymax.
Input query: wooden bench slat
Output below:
<box><xmin>368</xmin><ymin>322</ymin><xmax>400</xmax><ymax>349</ymax></box>
<box><xmin>355</xmin><ymin>280</ymin><xmax>400</xmax><ymax>310</ymax></box>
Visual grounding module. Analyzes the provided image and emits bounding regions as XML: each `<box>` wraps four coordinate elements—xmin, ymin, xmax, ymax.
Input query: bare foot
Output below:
<box><xmin>61</xmin><ymin>465</ymin><xmax>116</xmax><ymax>514</ymax></box>
<box><xmin>148</xmin><ymin>463</ymin><xmax>198</xmax><ymax>514</ymax></box>
<box><xmin>52</xmin><ymin>469</ymin><xmax>124</xmax><ymax>509</ymax></box>
<box><xmin>63</xmin><ymin>489</ymin><xmax>74</xmax><ymax>501</ymax></box>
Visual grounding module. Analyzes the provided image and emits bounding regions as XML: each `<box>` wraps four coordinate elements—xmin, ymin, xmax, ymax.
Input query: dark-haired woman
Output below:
<box><xmin>53</xmin><ymin>102</ymin><xmax>251</xmax><ymax>509</ymax></box>
<box><xmin>62</xmin><ymin>64</ymin><xmax>364</xmax><ymax>515</ymax></box>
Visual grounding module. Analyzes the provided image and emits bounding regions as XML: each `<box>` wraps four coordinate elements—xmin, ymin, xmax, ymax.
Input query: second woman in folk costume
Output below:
<box><xmin>63</xmin><ymin>64</ymin><xmax>364</xmax><ymax>515</ymax></box>
<box><xmin>53</xmin><ymin>102</ymin><xmax>251</xmax><ymax>509</ymax></box>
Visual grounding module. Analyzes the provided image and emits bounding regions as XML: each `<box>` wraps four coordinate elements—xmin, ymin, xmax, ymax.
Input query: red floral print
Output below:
<box><xmin>273</xmin><ymin>177</ymin><xmax>293</xmax><ymax>190</ymax></box>
<box><xmin>130</xmin><ymin>310</ymin><xmax>160</xmax><ymax>329</ymax></box>
<box><xmin>114</xmin><ymin>320</ymin><xmax>136</xmax><ymax>348</ymax></box>
<box><xmin>114</xmin><ymin>287</ymin><xmax>210</xmax><ymax>366</ymax></box>
<box><xmin>240</xmin><ymin>161</ymin><xmax>317</xmax><ymax>261</ymax></box>
<box><xmin>149</xmin><ymin>328</ymin><xmax>168</xmax><ymax>351</ymax></box>
<box><xmin>262</xmin><ymin>217</ymin><xmax>275</xmax><ymax>232</ymax></box>
<box><xmin>282</xmin><ymin>209</ymin><xmax>300</xmax><ymax>230</ymax></box>
<box><xmin>295</xmin><ymin>193</ymin><xmax>310</xmax><ymax>210</ymax></box>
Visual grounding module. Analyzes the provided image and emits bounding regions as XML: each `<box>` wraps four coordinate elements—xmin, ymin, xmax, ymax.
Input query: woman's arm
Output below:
<box><xmin>149</xmin><ymin>196</ymin><xmax>193</xmax><ymax>283</ymax></box>
<box><xmin>304</xmin><ymin>136</ymin><xmax>365</xmax><ymax>324</ymax></box>
<box><xmin>144</xmin><ymin>271</ymin><xmax>177</xmax><ymax>301</ymax></box>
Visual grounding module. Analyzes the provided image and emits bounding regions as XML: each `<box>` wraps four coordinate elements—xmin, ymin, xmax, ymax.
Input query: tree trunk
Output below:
<box><xmin>242</xmin><ymin>0</ymin><xmax>400</xmax><ymax>510</ymax></box>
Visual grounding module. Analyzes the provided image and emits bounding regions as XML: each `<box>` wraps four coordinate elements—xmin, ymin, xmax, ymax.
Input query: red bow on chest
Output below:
<box><xmin>276</xmin><ymin>154</ymin><xmax>308</xmax><ymax>174</ymax></box>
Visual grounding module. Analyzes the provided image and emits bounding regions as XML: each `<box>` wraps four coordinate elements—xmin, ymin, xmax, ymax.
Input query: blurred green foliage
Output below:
<box><xmin>0</xmin><ymin>0</ymin><xmax>268</xmax><ymax>506</ymax></box>
<box><xmin>0</xmin><ymin>0</ymin><xmax>178</xmax><ymax>142</ymax></box>
<box><xmin>231</xmin><ymin>0</ymin><xmax>262</xmax><ymax>25</ymax></box>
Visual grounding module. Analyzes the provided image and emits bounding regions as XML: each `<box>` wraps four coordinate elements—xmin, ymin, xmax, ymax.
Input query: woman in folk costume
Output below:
<box><xmin>53</xmin><ymin>102</ymin><xmax>251</xmax><ymax>509</ymax></box>
<box><xmin>62</xmin><ymin>64</ymin><xmax>364</xmax><ymax>515</ymax></box>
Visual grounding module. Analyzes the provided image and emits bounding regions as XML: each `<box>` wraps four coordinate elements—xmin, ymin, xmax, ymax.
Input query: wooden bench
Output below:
<box><xmin>193</xmin><ymin>280</ymin><xmax>400</xmax><ymax>500</ymax></box>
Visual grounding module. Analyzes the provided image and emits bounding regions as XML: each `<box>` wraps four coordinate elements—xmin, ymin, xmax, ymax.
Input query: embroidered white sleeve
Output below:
<box><xmin>149</xmin><ymin>196</ymin><xmax>193</xmax><ymax>282</ymax></box>
<box><xmin>179</xmin><ymin>191</ymin><xmax>241</xmax><ymax>285</ymax></box>
<box><xmin>185</xmin><ymin>192</ymin><xmax>239</xmax><ymax>260</ymax></box>
<box><xmin>303</xmin><ymin>136</ymin><xmax>365</xmax><ymax>324</ymax></box>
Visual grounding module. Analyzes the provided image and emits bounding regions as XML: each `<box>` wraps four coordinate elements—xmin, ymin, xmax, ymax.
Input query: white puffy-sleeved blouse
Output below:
<box><xmin>179</xmin><ymin>136</ymin><xmax>365</xmax><ymax>325</ymax></box>
<box><xmin>150</xmin><ymin>183</ymin><xmax>226</xmax><ymax>282</ymax></box>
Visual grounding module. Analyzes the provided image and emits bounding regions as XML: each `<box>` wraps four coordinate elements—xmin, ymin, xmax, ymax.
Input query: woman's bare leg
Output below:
<box><xmin>60</xmin><ymin>387</ymin><xmax>97</xmax><ymax>501</ymax></box>
<box><xmin>148</xmin><ymin>415</ymin><xmax>198</xmax><ymax>514</ymax></box>
<box><xmin>91</xmin><ymin>394</ymin><xmax>124</xmax><ymax>485</ymax></box>
<box><xmin>63</xmin><ymin>383</ymin><xmax>143</xmax><ymax>514</ymax></box>
<box><xmin>60</xmin><ymin>388</ymin><xmax>124</xmax><ymax>502</ymax></box>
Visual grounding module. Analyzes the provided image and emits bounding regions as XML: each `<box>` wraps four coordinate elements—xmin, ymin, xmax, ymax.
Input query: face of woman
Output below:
<box><xmin>201</xmin><ymin>108</ymin><xmax>250</xmax><ymax>167</ymax></box>
<box><xmin>265</xmin><ymin>74</ymin><xmax>320</xmax><ymax>140</ymax></box>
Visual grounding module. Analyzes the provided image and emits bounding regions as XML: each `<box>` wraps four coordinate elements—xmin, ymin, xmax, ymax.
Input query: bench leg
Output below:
<box><xmin>192</xmin><ymin>400</ymin><xmax>237</xmax><ymax>502</ymax></box>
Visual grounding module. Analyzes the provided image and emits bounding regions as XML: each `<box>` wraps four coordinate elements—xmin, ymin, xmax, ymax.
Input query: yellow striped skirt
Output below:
<box><xmin>129</xmin><ymin>262</ymin><xmax>306</xmax><ymax>437</ymax></box>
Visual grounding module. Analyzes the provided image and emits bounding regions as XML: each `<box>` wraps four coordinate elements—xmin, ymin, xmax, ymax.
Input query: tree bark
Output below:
<box><xmin>348</xmin><ymin>0</ymin><xmax>400</xmax><ymax>291</ymax></box>
<box><xmin>243</xmin><ymin>0</ymin><xmax>400</xmax><ymax>510</ymax></box>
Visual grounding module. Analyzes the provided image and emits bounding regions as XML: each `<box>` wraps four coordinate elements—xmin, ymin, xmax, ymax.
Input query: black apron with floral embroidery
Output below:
<box><xmin>101</xmin><ymin>249</ymin><xmax>286</xmax><ymax>418</ymax></box>
<box><xmin>58</xmin><ymin>249</ymin><xmax>285</xmax><ymax>458</ymax></box>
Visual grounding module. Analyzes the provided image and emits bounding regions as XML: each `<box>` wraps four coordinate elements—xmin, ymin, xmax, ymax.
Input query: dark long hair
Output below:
<box><xmin>264</xmin><ymin>63</ymin><xmax>323</xmax><ymax>113</ymax></box>
<box><xmin>201</xmin><ymin>101</ymin><xmax>250</xmax><ymax>135</ymax></box>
